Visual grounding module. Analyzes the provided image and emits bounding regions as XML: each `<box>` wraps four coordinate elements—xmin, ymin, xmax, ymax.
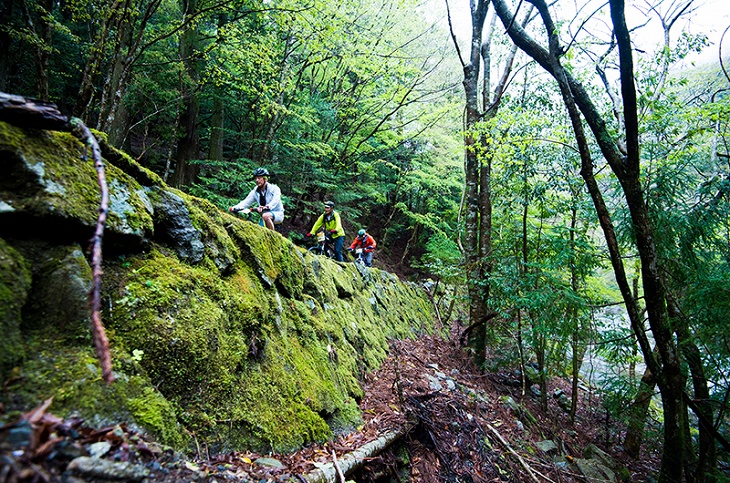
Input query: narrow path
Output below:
<box><xmin>1</xmin><ymin>328</ymin><xmax>660</xmax><ymax>482</ymax></box>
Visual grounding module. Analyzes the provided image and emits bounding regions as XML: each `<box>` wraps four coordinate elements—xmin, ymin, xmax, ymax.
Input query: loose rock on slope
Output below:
<box><xmin>1</xmin><ymin>322</ymin><xmax>660</xmax><ymax>482</ymax></box>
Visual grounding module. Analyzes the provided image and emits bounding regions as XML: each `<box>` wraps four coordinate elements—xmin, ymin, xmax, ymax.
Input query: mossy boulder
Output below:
<box><xmin>0</xmin><ymin>121</ymin><xmax>435</xmax><ymax>453</ymax></box>
<box><xmin>0</xmin><ymin>237</ymin><xmax>31</xmax><ymax>375</ymax></box>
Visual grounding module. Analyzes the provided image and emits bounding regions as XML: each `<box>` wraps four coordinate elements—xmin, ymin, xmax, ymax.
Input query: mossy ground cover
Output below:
<box><xmin>0</xmin><ymin>122</ymin><xmax>436</xmax><ymax>454</ymax></box>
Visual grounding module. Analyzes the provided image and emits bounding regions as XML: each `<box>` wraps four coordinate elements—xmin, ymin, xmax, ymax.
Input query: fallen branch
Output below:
<box><xmin>70</xmin><ymin>118</ymin><xmax>113</xmax><ymax>384</ymax></box>
<box><xmin>0</xmin><ymin>92</ymin><xmax>113</xmax><ymax>383</ymax></box>
<box><xmin>486</xmin><ymin>423</ymin><xmax>553</xmax><ymax>483</ymax></box>
<box><xmin>301</xmin><ymin>424</ymin><xmax>414</xmax><ymax>483</ymax></box>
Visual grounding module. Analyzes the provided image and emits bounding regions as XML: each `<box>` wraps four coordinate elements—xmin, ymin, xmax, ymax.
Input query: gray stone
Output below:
<box><xmin>535</xmin><ymin>440</ymin><xmax>558</xmax><ymax>454</ymax></box>
<box><xmin>88</xmin><ymin>441</ymin><xmax>112</xmax><ymax>458</ymax></box>
<box><xmin>108</xmin><ymin>178</ymin><xmax>150</xmax><ymax>237</ymax></box>
<box><xmin>254</xmin><ymin>457</ymin><xmax>285</xmax><ymax>469</ymax></box>
<box><xmin>67</xmin><ymin>456</ymin><xmax>150</xmax><ymax>481</ymax></box>
<box><xmin>584</xmin><ymin>444</ymin><xmax>616</xmax><ymax>470</ymax></box>
<box><xmin>5</xmin><ymin>421</ymin><xmax>32</xmax><ymax>449</ymax></box>
<box><xmin>427</xmin><ymin>375</ymin><xmax>443</xmax><ymax>391</ymax></box>
<box><xmin>21</xmin><ymin>245</ymin><xmax>92</xmax><ymax>339</ymax></box>
<box><xmin>148</xmin><ymin>187</ymin><xmax>204</xmax><ymax>264</ymax></box>
<box><xmin>574</xmin><ymin>457</ymin><xmax>615</xmax><ymax>482</ymax></box>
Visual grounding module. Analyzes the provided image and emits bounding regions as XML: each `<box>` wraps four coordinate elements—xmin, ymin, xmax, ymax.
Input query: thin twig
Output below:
<box><xmin>486</xmin><ymin>423</ymin><xmax>553</xmax><ymax>483</ymax></box>
<box><xmin>0</xmin><ymin>93</ymin><xmax>114</xmax><ymax>384</ymax></box>
<box><xmin>71</xmin><ymin>118</ymin><xmax>114</xmax><ymax>384</ymax></box>
<box><xmin>331</xmin><ymin>450</ymin><xmax>345</xmax><ymax>483</ymax></box>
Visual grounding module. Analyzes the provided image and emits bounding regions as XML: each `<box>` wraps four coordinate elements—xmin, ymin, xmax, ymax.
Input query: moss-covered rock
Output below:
<box><xmin>19</xmin><ymin>243</ymin><xmax>93</xmax><ymax>341</ymax></box>
<box><xmin>0</xmin><ymin>123</ymin><xmax>154</xmax><ymax>243</ymax></box>
<box><xmin>0</xmin><ymin>237</ymin><xmax>32</xmax><ymax>379</ymax></box>
<box><xmin>4</xmin><ymin>337</ymin><xmax>185</xmax><ymax>448</ymax></box>
<box><xmin>0</xmin><ymin>121</ymin><xmax>436</xmax><ymax>454</ymax></box>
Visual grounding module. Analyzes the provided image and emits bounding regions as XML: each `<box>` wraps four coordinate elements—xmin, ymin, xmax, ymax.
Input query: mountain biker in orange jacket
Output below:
<box><xmin>348</xmin><ymin>229</ymin><xmax>376</xmax><ymax>267</ymax></box>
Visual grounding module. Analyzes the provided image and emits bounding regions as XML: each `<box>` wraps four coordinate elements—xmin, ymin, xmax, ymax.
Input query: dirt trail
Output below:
<box><xmin>1</xmin><ymin>327</ymin><xmax>659</xmax><ymax>482</ymax></box>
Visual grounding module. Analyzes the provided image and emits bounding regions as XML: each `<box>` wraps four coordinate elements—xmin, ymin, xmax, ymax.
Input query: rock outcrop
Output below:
<box><xmin>0</xmin><ymin>122</ymin><xmax>435</xmax><ymax>453</ymax></box>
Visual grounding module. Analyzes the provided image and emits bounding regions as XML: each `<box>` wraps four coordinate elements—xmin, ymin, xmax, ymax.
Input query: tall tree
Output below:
<box><xmin>490</xmin><ymin>0</ymin><xmax>717</xmax><ymax>479</ymax></box>
<box><xmin>446</xmin><ymin>0</ymin><xmax>531</xmax><ymax>365</ymax></box>
<box><xmin>171</xmin><ymin>0</ymin><xmax>202</xmax><ymax>188</ymax></box>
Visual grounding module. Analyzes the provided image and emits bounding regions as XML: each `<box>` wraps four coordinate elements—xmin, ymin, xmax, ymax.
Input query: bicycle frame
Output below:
<box><xmin>308</xmin><ymin>231</ymin><xmax>336</xmax><ymax>259</ymax></box>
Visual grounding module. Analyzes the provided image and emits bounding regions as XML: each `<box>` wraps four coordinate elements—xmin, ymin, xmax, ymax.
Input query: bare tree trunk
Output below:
<box><xmin>446</xmin><ymin>0</ymin><xmax>528</xmax><ymax>366</ymax></box>
<box><xmin>20</xmin><ymin>0</ymin><xmax>53</xmax><ymax>100</ymax></box>
<box><xmin>75</xmin><ymin>0</ymin><xmax>126</xmax><ymax>120</ymax></box>
<box><xmin>449</xmin><ymin>0</ymin><xmax>489</xmax><ymax>365</ymax></box>
<box><xmin>97</xmin><ymin>0</ymin><xmax>137</xmax><ymax>145</ymax></box>
<box><xmin>171</xmin><ymin>0</ymin><xmax>202</xmax><ymax>188</ymax></box>
<box><xmin>491</xmin><ymin>1</ymin><xmax>689</xmax><ymax>479</ymax></box>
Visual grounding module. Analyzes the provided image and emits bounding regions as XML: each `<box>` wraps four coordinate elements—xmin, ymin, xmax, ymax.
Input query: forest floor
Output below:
<box><xmin>1</xmin><ymin>321</ymin><xmax>663</xmax><ymax>483</ymax></box>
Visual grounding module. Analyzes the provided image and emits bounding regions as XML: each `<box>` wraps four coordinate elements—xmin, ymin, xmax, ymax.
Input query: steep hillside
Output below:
<box><xmin>0</xmin><ymin>121</ymin><xmax>436</xmax><ymax>453</ymax></box>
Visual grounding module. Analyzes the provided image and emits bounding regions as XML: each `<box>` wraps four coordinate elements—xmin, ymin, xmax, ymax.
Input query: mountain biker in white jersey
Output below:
<box><xmin>229</xmin><ymin>167</ymin><xmax>284</xmax><ymax>230</ymax></box>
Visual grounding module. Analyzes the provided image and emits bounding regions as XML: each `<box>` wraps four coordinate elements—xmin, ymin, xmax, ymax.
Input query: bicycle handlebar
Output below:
<box><xmin>232</xmin><ymin>206</ymin><xmax>270</xmax><ymax>214</ymax></box>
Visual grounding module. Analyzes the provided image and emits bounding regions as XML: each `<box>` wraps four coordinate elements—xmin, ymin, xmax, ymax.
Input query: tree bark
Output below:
<box><xmin>623</xmin><ymin>347</ymin><xmax>658</xmax><ymax>458</ymax></box>
<box><xmin>20</xmin><ymin>0</ymin><xmax>53</xmax><ymax>100</ymax></box>
<box><xmin>302</xmin><ymin>424</ymin><xmax>414</xmax><ymax>483</ymax></box>
<box><xmin>75</xmin><ymin>0</ymin><xmax>126</xmax><ymax>120</ymax></box>
<box><xmin>669</xmin><ymin>296</ymin><xmax>715</xmax><ymax>482</ymax></box>
<box><xmin>453</xmin><ymin>0</ymin><xmax>489</xmax><ymax>365</ymax></box>
<box><xmin>171</xmin><ymin>0</ymin><xmax>202</xmax><ymax>189</ymax></box>
<box><xmin>490</xmin><ymin>0</ymin><xmax>689</xmax><ymax>479</ymax></box>
<box><xmin>447</xmin><ymin>0</ymin><xmax>528</xmax><ymax>366</ymax></box>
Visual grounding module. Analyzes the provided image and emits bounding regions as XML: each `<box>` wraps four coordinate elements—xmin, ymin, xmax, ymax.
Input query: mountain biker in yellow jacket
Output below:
<box><xmin>306</xmin><ymin>201</ymin><xmax>346</xmax><ymax>261</ymax></box>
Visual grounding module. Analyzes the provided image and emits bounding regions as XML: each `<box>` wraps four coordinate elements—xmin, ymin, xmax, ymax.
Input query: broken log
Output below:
<box><xmin>0</xmin><ymin>92</ymin><xmax>70</xmax><ymax>131</ymax></box>
<box><xmin>301</xmin><ymin>423</ymin><xmax>414</xmax><ymax>483</ymax></box>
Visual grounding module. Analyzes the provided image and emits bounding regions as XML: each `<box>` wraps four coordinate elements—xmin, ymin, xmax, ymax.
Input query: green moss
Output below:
<box><xmin>1</xmin><ymin>122</ymin><xmax>437</xmax><ymax>454</ymax></box>
<box><xmin>0</xmin><ymin>237</ymin><xmax>32</xmax><ymax>380</ymax></box>
<box><xmin>108</xmin><ymin>248</ymin><xmax>264</xmax><ymax>401</ymax></box>
<box><xmin>94</xmin><ymin>131</ymin><xmax>163</xmax><ymax>187</ymax></box>
<box><xmin>0</xmin><ymin>123</ymin><xmax>154</xmax><ymax>236</ymax></box>
<box><xmin>2</xmin><ymin>338</ymin><xmax>185</xmax><ymax>447</ymax></box>
<box><xmin>227</xmin><ymin>217</ymin><xmax>307</xmax><ymax>298</ymax></box>
<box><xmin>128</xmin><ymin>386</ymin><xmax>184</xmax><ymax>447</ymax></box>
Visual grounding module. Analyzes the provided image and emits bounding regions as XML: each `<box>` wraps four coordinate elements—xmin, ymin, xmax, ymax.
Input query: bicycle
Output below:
<box><xmin>307</xmin><ymin>230</ymin><xmax>337</xmax><ymax>259</ymax></box>
<box><xmin>348</xmin><ymin>247</ymin><xmax>365</xmax><ymax>265</ymax></box>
